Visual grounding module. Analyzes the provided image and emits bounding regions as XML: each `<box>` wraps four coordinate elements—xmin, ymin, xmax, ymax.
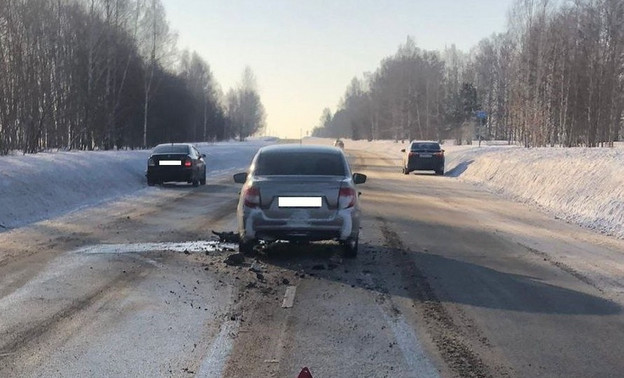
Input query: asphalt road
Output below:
<box><xmin>2</xmin><ymin>149</ymin><xmax>624</xmax><ymax>377</ymax></box>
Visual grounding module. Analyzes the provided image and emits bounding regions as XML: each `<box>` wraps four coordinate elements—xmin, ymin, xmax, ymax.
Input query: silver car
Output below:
<box><xmin>233</xmin><ymin>144</ymin><xmax>367</xmax><ymax>257</ymax></box>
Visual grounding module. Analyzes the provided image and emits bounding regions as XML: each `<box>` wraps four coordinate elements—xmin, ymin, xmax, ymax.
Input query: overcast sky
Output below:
<box><xmin>161</xmin><ymin>0</ymin><xmax>515</xmax><ymax>138</ymax></box>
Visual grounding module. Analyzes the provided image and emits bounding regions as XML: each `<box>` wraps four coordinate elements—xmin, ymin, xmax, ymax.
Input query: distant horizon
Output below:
<box><xmin>162</xmin><ymin>0</ymin><xmax>514</xmax><ymax>138</ymax></box>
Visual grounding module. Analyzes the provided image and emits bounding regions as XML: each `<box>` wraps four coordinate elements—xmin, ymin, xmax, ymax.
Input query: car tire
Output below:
<box><xmin>343</xmin><ymin>236</ymin><xmax>358</xmax><ymax>258</ymax></box>
<box><xmin>435</xmin><ymin>169</ymin><xmax>444</xmax><ymax>176</ymax></box>
<box><xmin>192</xmin><ymin>176</ymin><xmax>199</xmax><ymax>187</ymax></box>
<box><xmin>147</xmin><ymin>178</ymin><xmax>155</xmax><ymax>186</ymax></box>
<box><xmin>403</xmin><ymin>167</ymin><xmax>409</xmax><ymax>175</ymax></box>
<box><xmin>200</xmin><ymin>168</ymin><xmax>206</xmax><ymax>185</ymax></box>
<box><xmin>239</xmin><ymin>239</ymin><xmax>257</xmax><ymax>256</ymax></box>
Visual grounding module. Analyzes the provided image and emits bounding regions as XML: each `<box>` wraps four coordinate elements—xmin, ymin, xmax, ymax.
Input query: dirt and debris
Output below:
<box><xmin>249</xmin><ymin>262</ymin><xmax>264</xmax><ymax>273</ymax></box>
<box><xmin>212</xmin><ymin>230</ymin><xmax>240</xmax><ymax>243</ymax></box>
<box><xmin>224</xmin><ymin>253</ymin><xmax>245</xmax><ymax>266</ymax></box>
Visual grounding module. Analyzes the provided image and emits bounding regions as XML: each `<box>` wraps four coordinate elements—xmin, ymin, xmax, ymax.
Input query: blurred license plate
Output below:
<box><xmin>159</xmin><ymin>160</ymin><xmax>181</xmax><ymax>166</ymax></box>
<box><xmin>420</xmin><ymin>153</ymin><xmax>432</xmax><ymax>158</ymax></box>
<box><xmin>278</xmin><ymin>197</ymin><xmax>322</xmax><ymax>208</ymax></box>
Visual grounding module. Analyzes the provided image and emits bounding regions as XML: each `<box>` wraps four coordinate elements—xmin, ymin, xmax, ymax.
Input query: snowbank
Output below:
<box><xmin>0</xmin><ymin>141</ymin><xmax>266</xmax><ymax>230</ymax></box>
<box><xmin>447</xmin><ymin>146</ymin><xmax>624</xmax><ymax>239</ymax></box>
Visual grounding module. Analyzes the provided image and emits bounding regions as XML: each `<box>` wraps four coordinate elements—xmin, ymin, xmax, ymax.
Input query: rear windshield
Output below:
<box><xmin>254</xmin><ymin>152</ymin><xmax>345</xmax><ymax>176</ymax></box>
<box><xmin>153</xmin><ymin>145</ymin><xmax>190</xmax><ymax>154</ymax></box>
<box><xmin>411</xmin><ymin>142</ymin><xmax>440</xmax><ymax>151</ymax></box>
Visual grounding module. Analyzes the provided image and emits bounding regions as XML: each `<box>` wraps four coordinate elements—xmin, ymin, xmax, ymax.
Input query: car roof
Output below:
<box><xmin>258</xmin><ymin>144</ymin><xmax>343</xmax><ymax>154</ymax></box>
<box><xmin>155</xmin><ymin>143</ymin><xmax>193</xmax><ymax>147</ymax></box>
<box><xmin>410</xmin><ymin>140</ymin><xmax>439</xmax><ymax>144</ymax></box>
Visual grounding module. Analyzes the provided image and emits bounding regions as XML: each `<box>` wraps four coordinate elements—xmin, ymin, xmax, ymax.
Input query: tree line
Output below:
<box><xmin>313</xmin><ymin>0</ymin><xmax>624</xmax><ymax>147</ymax></box>
<box><xmin>0</xmin><ymin>0</ymin><xmax>265</xmax><ymax>155</ymax></box>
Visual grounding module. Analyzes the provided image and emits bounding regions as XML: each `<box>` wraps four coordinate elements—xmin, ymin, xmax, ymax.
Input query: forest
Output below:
<box><xmin>313</xmin><ymin>0</ymin><xmax>624</xmax><ymax>147</ymax></box>
<box><xmin>0</xmin><ymin>0</ymin><xmax>265</xmax><ymax>155</ymax></box>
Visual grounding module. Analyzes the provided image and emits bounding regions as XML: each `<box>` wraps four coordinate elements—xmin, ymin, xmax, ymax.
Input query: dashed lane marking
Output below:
<box><xmin>281</xmin><ymin>286</ymin><xmax>297</xmax><ymax>308</ymax></box>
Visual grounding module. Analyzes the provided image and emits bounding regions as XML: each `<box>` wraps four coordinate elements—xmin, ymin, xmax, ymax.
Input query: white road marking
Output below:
<box><xmin>282</xmin><ymin>286</ymin><xmax>297</xmax><ymax>308</ymax></box>
<box><xmin>74</xmin><ymin>241</ymin><xmax>236</xmax><ymax>254</ymax></box>
<box><xmin>362</xmin><ymin>274</ymin><xmax>440</xmax><ymax>377</ymax></box>
<box><xmin>196</xmin><ymin>320</ymin><xmax>240</xmax><ymax>378</ymax></box>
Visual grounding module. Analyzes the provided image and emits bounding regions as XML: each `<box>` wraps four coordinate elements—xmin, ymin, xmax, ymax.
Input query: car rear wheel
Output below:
<box><xmin>402</xmin><ymin>167</ymin><xmax>409</xmax><ymax>175</ymax></box>
<box><xmin>239</xmin><ymin>239</ymin><xmax>257</xmax><ymax>255</ymax></box>
<box><xmin>200</xmin><ymin>168</ymin><xmax>206</xmax><ymax>185</ymax></box>
<box><xmin>147</xmin><ymin>178</ymin><xmax>155</xmax><ymax>186</ymax></box>
<box><xmin>435</xmin><ymin>169</ymin><xmax>444</xmax><ymax>176</ymax></box>
<box><xmin>343</xmin><ymin>236</ymin><xmax>358</xmax><ymax>258</ymax></box>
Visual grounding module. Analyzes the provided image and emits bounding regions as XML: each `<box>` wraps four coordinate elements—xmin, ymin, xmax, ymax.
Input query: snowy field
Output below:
<box><xmin>2</xmin><ymin>137</ymin><xmax>623</xmax><ymax>240</ymax></box>
<box><xmin>0</xmin><ymin>140</ymin><xmax>269</xmax><ymax>230</ymax></box>
<box><xmin>305</xmin><ymin>137</ymin><xmax>624</xmax><ymax>239</ymax></box>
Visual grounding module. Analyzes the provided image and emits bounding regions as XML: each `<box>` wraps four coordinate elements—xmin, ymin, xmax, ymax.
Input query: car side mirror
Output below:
<box><xmin>400</xmin><ymin>149</ymin><xmax>405</xmax><ymax>153</ymax></box>
<box><xmin>352</xmin><ymin>173</ymin><xmax>367</xmax><ymax>185</ymax></box>
<box><xmin>201</xmin><ymin>153</ymin><xmax>206</xmax><ymax>158</ymax></box>
<box><xmin>233</xmin><ymin>172</ymin><xmax>248</xmax><ymax>184</ymax></box>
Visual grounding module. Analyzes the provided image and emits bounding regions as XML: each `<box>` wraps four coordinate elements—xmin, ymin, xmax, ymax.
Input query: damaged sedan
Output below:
<box><xmin>233</xmin><ymin>144</ymin><xmax>366</xmax><ymax>257</ymax></box>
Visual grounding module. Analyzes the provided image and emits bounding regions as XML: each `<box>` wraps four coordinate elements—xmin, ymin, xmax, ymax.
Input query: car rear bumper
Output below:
<box><xmin>238</xmin><ymin>207</ymin><xmax>359</xmax><ymax>242</ymax></box>
<box><xmin>407</xmin><ymin>157</ymin><xmax>444</xmax><ymax>171</ymax></box>
<box><xmin>146</xmin><ymin>167</ymin><xmax>194</xmax><ymax>182</ymax></box>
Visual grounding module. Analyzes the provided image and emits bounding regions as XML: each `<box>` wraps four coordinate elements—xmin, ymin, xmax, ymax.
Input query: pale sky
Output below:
<box><xmin>161</xmin><ymin>0</ymin><xmax>514</xmax><ymax>138</ymax></box>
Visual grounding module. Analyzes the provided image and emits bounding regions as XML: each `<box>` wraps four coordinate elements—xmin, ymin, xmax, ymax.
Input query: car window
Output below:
<box><xmin>410</xmin><ymin>143</ymin><xmax>440</xmax><ymax>151</ymax></box>
<box><xmin>254</xmin><ymin>152</ymin><xmax>346</xmax><ymax>176</ymax></box>
<box><xmin>189</xmin><ymin>147</ymin><xmax>198</xmax><ymax>158</ymax></box>
<box><xmin>153</xmin><ymin>145</ymin><xmax>190</xmax><ymax>154</ymax></box>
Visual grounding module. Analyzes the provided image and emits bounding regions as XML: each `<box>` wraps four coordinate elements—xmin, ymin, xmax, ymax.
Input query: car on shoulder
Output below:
<box><xmin>146</xmin><ymin>143</ymin><xmax>207</xmax><ymax>186</ymax></box>
<box><xmin>233</xmin><ymin>144</ymin><xmax>366</xmax><ymax>257</ymax></box>
<box><xmin>401</xmin><ymin>141</ymin><xmax>445</xmax><ymax>175</ymax></box>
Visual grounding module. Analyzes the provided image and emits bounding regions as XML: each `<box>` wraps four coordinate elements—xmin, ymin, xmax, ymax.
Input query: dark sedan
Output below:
<box><xmin>401</xmin><ymin>141</ymin><xmax>445</xmax><ymax>175</ymax></box>
<box><xmin>146</xmin><ymin>143</ymin><xmax>206</xmax><ymax>186</ymax></box>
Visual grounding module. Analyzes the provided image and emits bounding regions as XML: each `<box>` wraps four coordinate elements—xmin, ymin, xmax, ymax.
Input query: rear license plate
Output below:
<box><xmin>278</xmin><ymin>197</ymin><xmax>322</xmax><ymax>208</ymax></box>
<box><xmin>159</xmin><ymin>160</ymin><xmax>182</xmax><ymax>166</ymax></box>
<box><xmin>420</xmin><ymin>153</ymin><xmax>432</xmax><ymax>158</ymax></box>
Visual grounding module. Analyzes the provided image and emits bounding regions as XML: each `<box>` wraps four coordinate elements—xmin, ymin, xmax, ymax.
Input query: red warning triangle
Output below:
<box><xmin>297</xmin><ymin>367</ymin><xmax>313</xmax><ymax>378</ymax></box>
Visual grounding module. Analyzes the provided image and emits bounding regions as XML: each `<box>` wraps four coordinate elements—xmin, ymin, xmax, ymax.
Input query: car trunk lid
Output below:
<box><xmin>251</xmin><ymin>175</ymin><xmax>346</xmax><ymax>219</ymax></box>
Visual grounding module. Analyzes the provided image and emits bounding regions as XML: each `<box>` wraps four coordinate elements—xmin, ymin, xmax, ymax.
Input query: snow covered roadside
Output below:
<box><xmin>304</xmin><ymin>137</ymin><xmax>624</xmax><ymax>239</ymax></box>
<box><xmin>0</xmin><ymin>141</ymin><xmax>267</xmax><ymax>230</ymax></box>
<box><xmin>445</xmin><ymin>146</ymin><xmax>624</xmax><ymax>239</ymax></box>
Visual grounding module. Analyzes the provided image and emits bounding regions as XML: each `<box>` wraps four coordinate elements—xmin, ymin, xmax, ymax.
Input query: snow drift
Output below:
<box><xmin>0</xmin><ymin>141</ymin><xmax>266</xmax><ymax>230</ymax></box>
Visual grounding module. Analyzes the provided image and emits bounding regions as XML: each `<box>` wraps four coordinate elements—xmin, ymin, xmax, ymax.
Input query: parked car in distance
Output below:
<box><xmin>233</xmin><ymin>144</ymin><xmax>366</xmax><ymax>257</ymax></box>
<box><xmin>146</xmin><ymin>143</ymin><xmax>206</xmax><ymax>186</ymax></box>
<box><xmin>401</xmin><ymin>141</ymin><xmax>445</xmax><ymax>175</ymax></box>
<box><xmin>333</xmin><ymin>138</ymin><xmax>344</xmax><ymax>149</ymax></box>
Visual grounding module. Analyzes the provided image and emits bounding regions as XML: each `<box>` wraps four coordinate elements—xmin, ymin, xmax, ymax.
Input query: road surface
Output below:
<box><xmin>1</xmin><ymin>148</ymin><xmax>624</xmax><ymax>377</ymax></box>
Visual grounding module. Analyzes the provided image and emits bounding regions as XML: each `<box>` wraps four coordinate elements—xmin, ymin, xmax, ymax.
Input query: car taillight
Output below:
<box><xmin>339</xmin><ymin>187</ymin><xmax>356</xmax><ymax>209</ymax></box>
<box><xmin>434</xmin><ymin>151</ymin><xmax>444</xmax><ymax>156</ymax></box>
<box><xmin>409</xmin><ymin>152</ymin><xmax>417</xmax><ymax>157</ymax></box>
<box><xmin>184</xmin><ymin>159</ymin><xmax>192</xmax><ymax>167</ymax></box>
<box><xmin>148</xmin><ymin>158</ymin><xmax>155</xmax><ymax>167</ymax></box>
<box><xmin>243</xmin><ymin>186</ymin><xmax>260</xmax><ymax>208</ymax></box>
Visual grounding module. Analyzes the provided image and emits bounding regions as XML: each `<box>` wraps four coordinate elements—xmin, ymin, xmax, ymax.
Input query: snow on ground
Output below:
<box><xmin>304</xmin><ymin>137</ymin><xmax>624</xmax><ymax>239</ymax></box>
<box><xmin>0</xmin><ymin>141</ymin><xmax>268</xmax><ymax>230</ymax></box>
